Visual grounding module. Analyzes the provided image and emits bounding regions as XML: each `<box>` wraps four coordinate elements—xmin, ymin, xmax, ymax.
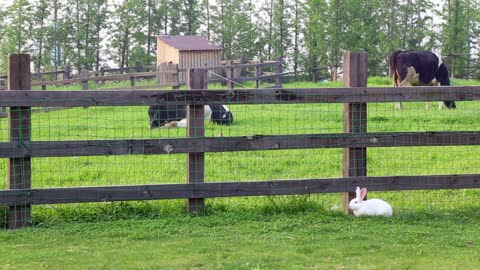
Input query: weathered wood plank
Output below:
<box><xmin>31</xmin><ymin>71</ymin><xmax>162</xmax><ymax>86</ymax></box>
<box><xmin>187</xmin><ymin>68</ymin><xmax>206</xmax><ymax>213</ymax></box>
<box><xmin>2</xmin><ymin>86</ymin><xmax>480</xmax><ymax>107</ymax></box>
<box><xmin>201</xmin><ymin>61</ymin><xmax>282</xmax><ymax>71</ymax></box>
<box><xmin>2</xmin><ymin>131</ymin><xmax>480</xmax><ymax>158</ymax></box>
<box><xmin>342</xmin><ymin>51</ymin><xmax>368</xmax><ymax>214</ymax></box>
<box><xmin>206</xmin><ymin>72</ymin><xmax>289</xmax><ymax>84</ymax></box>
<box><xmin>8</xmin><ymin>54</ymin><xmax>32</xmax><ymax>229</ymax></box>
<box><xmin>156</xmin><ymin>62</ymin><xmax>179</xmax><ymax>86</ymax></box>
<box><xmin>92</xmin><ymin>83</ymin><xmax>180</xmax><ymax>91</ymax></box>
<box><xmin>1</xmin><ymin>174</ymin><xmax>479</xmax><ymax>206</ymax></box>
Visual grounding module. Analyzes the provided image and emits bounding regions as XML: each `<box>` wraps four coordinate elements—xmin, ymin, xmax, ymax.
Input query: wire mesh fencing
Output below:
<box><xmin>2</xmin><ymin>53</ymin><xmax>480</xmax><ymax>229</ymax></box>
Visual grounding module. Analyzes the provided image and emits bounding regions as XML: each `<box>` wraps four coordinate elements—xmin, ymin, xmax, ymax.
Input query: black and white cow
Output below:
<box><xmin>389</xmin><ymin>50</ymin><xmax>456</xmax><ymax>110</ymax></box>
<box><xmin>148</xmin><ymin>104</ymin><xmax>233</xmax><ymax>128</ymax></box>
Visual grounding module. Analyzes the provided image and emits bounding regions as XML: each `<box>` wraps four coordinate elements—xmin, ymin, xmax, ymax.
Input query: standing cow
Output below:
<box><xmin>389</xmin><ymin>50</ymin><xmax>456</xmax><ymax>110</ymax></box>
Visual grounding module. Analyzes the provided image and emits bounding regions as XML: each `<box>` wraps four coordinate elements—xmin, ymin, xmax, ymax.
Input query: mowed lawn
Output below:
<box><xmin>1</xmin><ymin>203</ymin><xmax>479</xmax><ymax>270</ymax></box>
<box><xmin>1</xmin><ymin>78</ymin><xmax>480</xmax><ymax>269</ymax></box>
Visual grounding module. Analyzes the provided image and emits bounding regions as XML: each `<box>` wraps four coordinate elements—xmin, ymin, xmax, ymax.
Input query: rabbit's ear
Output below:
<box><xmin>355</xmin><ymin>187</ymin><xmax>361</xmax><ymax>198</ymax></box>
<box><xmin>360</xmin><ymin>188</ymin><xmax>367</xmax><ymax>200</ymax></box>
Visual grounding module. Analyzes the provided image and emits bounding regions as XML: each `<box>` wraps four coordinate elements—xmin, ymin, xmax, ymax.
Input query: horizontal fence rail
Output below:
<box><xmin>1</xmin><ymin>86</ymin><xmax>480</xmax><ymax>107</ymax></box>
<box><xmin>2</xmin><ymin>52</ymin><xmax>480</xmax><ymax>229</ymax></box>
<box><xmin>1</xmin><ymin>174</ymin><xmax>479</xmax><ymax>206</ymax></box>
<box><xmin>2</xmin><ymin>131</ymin><xmax>480</xmax><ymax>158</ymax></box>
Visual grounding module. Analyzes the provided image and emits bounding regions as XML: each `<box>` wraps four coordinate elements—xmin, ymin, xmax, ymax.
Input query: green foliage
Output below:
<box><xmin>0</xmin><ymin>0</ymin><xmax>32</xmax><ymax>72</ymax></box>
<box><xmin>438</xmin><ymin>0</ymin><xmax>476</xmax><ymax>78</ymax></box>
<box><xmin>180</xmin><ymin>0</ymin><xmax>200</xmax><ymax>35</ymax></box>
<box><xmin>302</xmin><ymin>0</ymin><xmax>329</xmax><ymax>80</ymax></box>
<box><xmin>210</xmin><ymin>0</ymin><xmax>259</xmax><ymax>60</ymax></box>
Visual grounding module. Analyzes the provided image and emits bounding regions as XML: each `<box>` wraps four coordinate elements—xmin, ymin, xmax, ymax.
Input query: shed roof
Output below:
<box><xmin>158</xmin><ymin>35</ymin><xmax>223</xmax><ymax>51</ymax></box>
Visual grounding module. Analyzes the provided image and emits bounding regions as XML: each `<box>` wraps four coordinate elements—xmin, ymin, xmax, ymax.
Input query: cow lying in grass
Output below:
<box><xmin>389</xmin><ymin>50</ymin><xmax>456</xmax><ymax>110</ymax></box>
<box><xmin>148</xmin><ymin>104</ymin><xmax>233</xmax><ymax>128</ymax></box>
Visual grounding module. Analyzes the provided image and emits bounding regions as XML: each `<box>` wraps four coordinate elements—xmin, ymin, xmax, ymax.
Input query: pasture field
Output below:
<box><xmin>0</xmin><ymin>77</ymin><xmax>479</xmax><ymax>269</ymax></box>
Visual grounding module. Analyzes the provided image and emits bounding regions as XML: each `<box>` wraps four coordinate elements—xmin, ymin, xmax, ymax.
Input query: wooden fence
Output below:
<box><xmin>0</xmin><ymin>58</ymin><xmax>285</xmax><ymax>118</ymax></box>
<box><xmin>1</xmin><ymin>52</ymin><xmax>480</xmax><ymax>229</ymax></box>
<box><xmin>0</xmin><ymin>58</ymin><xmax>285</xmax><ymax>91</ymax></box>
<box><xmin>0</xmin><ymin>61</ymin><xmax>156</xmax><ymax>84</ymax></box>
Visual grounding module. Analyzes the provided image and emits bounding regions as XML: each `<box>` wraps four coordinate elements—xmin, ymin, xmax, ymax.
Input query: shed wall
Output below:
<box><xmin>179</xmin><ymin>51</ymin><xmax>222</xmax><ymax>82</ymax></box>
<box><xmin>157</xmin><ymin>38</ymin><xmax>223</xmax><ymax>84</ymax></box>
<box><xmin>157</xmin><ymin>41</ymin><xmax>180</xmax><ymax>65</ymax></box>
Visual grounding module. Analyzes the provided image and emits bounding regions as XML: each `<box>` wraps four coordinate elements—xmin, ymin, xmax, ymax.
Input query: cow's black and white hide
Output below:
<box><xmin>148</xmin><ymin>104</ymin><xmax>233</xmax><ymax>128</ymax></box>
<box><xmin>389</xmin><ymin>50</ymin><xmax>456</xmax><ymax>110</ymax></box>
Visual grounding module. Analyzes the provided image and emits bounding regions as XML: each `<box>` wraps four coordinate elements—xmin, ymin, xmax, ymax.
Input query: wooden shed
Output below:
<box><xmin>157</xmin><ymin>35</ymin><xmax>223</xmax><ymax>84</ymax></box>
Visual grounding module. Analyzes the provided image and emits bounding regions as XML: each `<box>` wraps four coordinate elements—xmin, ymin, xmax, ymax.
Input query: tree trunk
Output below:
<box><xmin>147</xmin><ymin>0</ymin><xmax>152</xmax><ymax>63</ymax></box>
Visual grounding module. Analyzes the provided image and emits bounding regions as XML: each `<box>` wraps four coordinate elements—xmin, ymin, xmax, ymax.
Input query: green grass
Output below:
<box><xmin>1</xmin><ymin>203</ymin><xmax>479</xmax><ymax>270</ymax></box>
<box><xmin>1</xmin><ymin>77</ymin><xmax>480</xmax><ymax>269</ymax></box>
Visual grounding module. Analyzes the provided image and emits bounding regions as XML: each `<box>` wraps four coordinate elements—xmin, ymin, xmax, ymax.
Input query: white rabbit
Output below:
<box><xmin>348</xmin><ymin>187</ymin><xmax>393</xmax><ymax>217</ymax></box>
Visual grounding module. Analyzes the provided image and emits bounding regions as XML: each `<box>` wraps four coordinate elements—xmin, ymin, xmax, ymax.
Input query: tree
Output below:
<box><xmin>303</xmin><ymin>0</ymin><xmax>329</xmax><ymax>81</ymax></box>
<box><xmin>109</xmin><ymin>0</ymin><xmax>147</xmax><ymax>69</ymax></box>
<box><xmin>57</xmin><ymin>1</ymin><xmax>76</xmax><ymax>68</ymax></box>
<box><xmin>271</xmin><ymin>0</ymin><xmax>292</xmax><ymax>59</ymax></box>
<box><xmin>210</xmin><ymin>0</ymin><xmax>258</xmax><ymax>60</ymax></box>
<box><xmin>146</xmin><ymin>0</ymin><xmax>169</xmax><ymax>64</ymax></box>
<box><xmin>232</xmin><ymin>0</ymin><xmax>259</xmax><ymax>59</ymax></box>
<box><xmin>324</xmin><ymin>0</ymin><xmax>347</xmax><ymax>80</ymax></box>
<box><xmin>0</xmin><ymin>4</ymin><xmax>8</xmax><ymax>73</ymax></box>
<box><xmin>199</xmin><ymin>0</ymin><xmax>213</xmax><ymax>40</ymax></box>
<box><xmin>291</xmin><ymin>0</ymin><xmax>304</xmax><ymax>79</ymax></box>
<box><xmin>0</xmin><ymin>0</ymin><xmax>32</xmax><ymax>73</ymax></box>
<box><xmin>92</xmin><ymin>0</ymin><xmax>109</xmax><ymax>70</ymax></box>
<box><xmin>181</xmin><ymin>0</ymin><xmax>200</xmax><ymax>35</ymax></box>
<box><xmin>467</xmin><ymin>0</ymin><xmax>480</xmax><ymax>79</ymax></box>
<box><xmin>169</xmin><ymin>1</ymin><xmax>183</xmax><ymax>35</ymax></box>
<box><xmin>30</xmin><ymin>0</ymin><xmax>50</xmax><ymax>72</ymax></box>
<box><xmin>342</xmin><ymin>0</ymin><xmax>391</xmax><ymax>75</ymax></box>
<box><xmin>439</xmin><ymin>0</ymin><xmax>474</xmax><ymax>78</ymax></box>
<box><xmin>0</xmin><ymin>0</ymin><xmax>32</xmax><ymax>53</ymax></box>
<box><xmin>48</xmin><ymin>0</ymin><xmax>62</xmax><ymax>73</ymax></box>
<box><xmin>396</xmin><ymin>0</ymin><xmax>435</xmax><ymax>50</ymax></box>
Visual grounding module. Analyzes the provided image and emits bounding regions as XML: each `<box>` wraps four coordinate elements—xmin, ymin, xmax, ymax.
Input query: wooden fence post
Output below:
<box><xmin>255</xmin><ymin>59</ymin><xmax>263</xmax><ymax>88</ymax></box>
<box><xmin>172</xmin><ymin>64</ymin><xmax>179</xmax><ymax>90</ymax></box>
<box><xmin>81</xmin><ymin>70</ymin><xmax>89</xmax><ymax>108</ymax></box>
<box><xmin>130</xmin><ymin>75</ymin><xmax>135</xmax><ymax>87</ymax></box>
<box><xmin>63</xmin><ymin>64</ymin><xmax>71</xmax><ymax>80</ymax></box>
<box><xmin>130</xmin><ymin>61</ymin><xmax>142</xmax><ymax>87</ymax></box>
<box><xmin>240</xmin><ymin>53</ymin><xmax>247</xmax><ymax>77</ymax></box>
<box><xmin>342</xmin><ymin>51</ymin><xmax>368</xmax><ymax>215</ymax></box>
<box><xmin>7</xmin><ymin>54</ymin><xmax>32</xmax><ymax>229</ymax></box>
<box><xmin>187</xmin><ymin>68</ymin><xmax>207</xmax><ymax>213</ymax></box>
<box><xmin>275</xmin><ymin>56</ymin><xmax>283</xmax><ymax>88</ymax></box>
<box><xmin>100</xmin><ymin>67</ymin><xmax>105</xmax><ymax>84</ymax></box>
<box><xmin>226</xmin><ymin>59</ymin><xmax>234</xmax><ymax>89</ymax></box>
<box><xmin>40</xmin><ymin>71</ymin><xmax>46</xmax><ymax>91</ymax></box>
<box><xmin>81</xmin><ymin>70</ymin><xmax>89</xmax><ymax>91</ymax></box>
<box><xmin>312</xmin><ymin>67</ymin><xmax>318</xmax><ymax>83</ymax></box>
<box><xmin>135</xmin><ymin>60</ymin><xmax>143</xmax><ymax>72</ymax></box>
<box><xmin>0</xmin><ymin>79</ymin><xmax>5</xmax><ymax>116</ymax></box>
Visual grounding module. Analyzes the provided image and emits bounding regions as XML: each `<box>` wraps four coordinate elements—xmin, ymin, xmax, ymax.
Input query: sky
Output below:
<box><xmin>0</xmin><ymin>0</ymin><xmax>13</xmax><ymax>6</ymax></box>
